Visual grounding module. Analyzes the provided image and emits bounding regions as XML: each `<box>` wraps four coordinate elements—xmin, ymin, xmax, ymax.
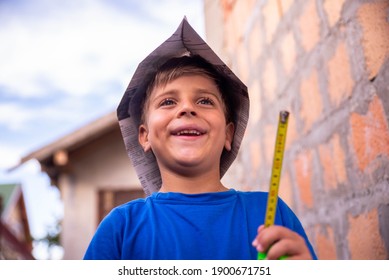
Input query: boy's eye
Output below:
<box><xmin>198</xmin><ymin>97</ymin><xmax>214</xmax><ymax>105</ymax></box>
<box><xmin>159</xmin><ymin>98</ymin><xmax>176</xmax><ymax>107</ymax></box>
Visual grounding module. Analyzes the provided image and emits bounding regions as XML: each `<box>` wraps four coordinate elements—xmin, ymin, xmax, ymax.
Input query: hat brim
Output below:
<box><xmin>117</xmin><ymin>17</ymin><xmax>249</xmax><ymax>196</ymax></box>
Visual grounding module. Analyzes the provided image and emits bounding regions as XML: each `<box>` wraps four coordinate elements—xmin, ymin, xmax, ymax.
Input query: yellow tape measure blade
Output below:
<box><xmin>263</xmin><ymin>111</ymin><xmax>289</xmax><ymax>227</ymax></box>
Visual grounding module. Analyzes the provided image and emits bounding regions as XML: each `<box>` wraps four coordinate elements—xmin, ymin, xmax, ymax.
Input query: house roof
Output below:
<box><xmin>11</xmin><ymin>111</ymin><xmax>119</xmax><ymax>186</ymax></box>
<box><xmin>13</xmin><ymin>111</ymin><xmax>118</xmax><ymax>168</ymax></box>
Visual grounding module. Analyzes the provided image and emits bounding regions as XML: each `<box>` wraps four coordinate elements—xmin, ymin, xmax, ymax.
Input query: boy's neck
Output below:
<box><xmin>158</xmin><ymin>169</ymin><xmax>229</xmax><ymax>194</ymax></box>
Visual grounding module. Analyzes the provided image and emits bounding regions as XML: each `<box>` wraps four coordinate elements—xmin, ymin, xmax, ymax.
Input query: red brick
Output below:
<box><xmin>235</xmin><ymin>41</ymin><xmax>250</xmax><ymax>83</ymax></box>
<box><xmin>285</xmin><ymin>110</ymin><xmax>297</xmax><ymax>150</ymax></box>
<box><xmin>349</xmin><ymin>95</ymin><xmax>389</xmax><ymax>171</ymax></box>
<box><xmin>264</xmin><ymin>124</ymin><xmax>277</xmax><ymax>166</ymax></box>
<box><xmin>357</xmin><ymin>1</ymin><xmax>389</xmax><ymax>80</ymax></box>
<box><xmin>263</xmin><ymin>58</ymin><xmax>277</xmax><ymax>103</ymax></box>
<box><xmin>318</xmin><ymin>134</ymin><xmax>347</xmax><ymax>190</ymax></box>
<box><xmin>281</xmin><ymin>32</ymin><xmax>297</xmax><ymax>75</ymax></box>
<box><xmin>323</xmin><ymin>0</ymin><xmax>346</xmax><ymax>27</ymax></box>
<box><xmin>221</xmin><ymin>0</ymin><xmax>235</xmax><ymax>21</ymax></box>
<box><xmin>222</xmin><ymin>0</ymin><xmax>250</xmax><ymax>57</ymax></box>
<box><xmin>280</xmin><ymin>0</ymin><xmax>294</xmax><ymax>15</ymax></box>
<box><xmin>250</xmin><ymin>141</ymin><xmax>261</xmax><ymax>172</ymax></box>
<box><xmin>224</xmin><ymin>13</ymin><xmax>241</xmax><ymax>56</ymax></box>
<box><xmin>232</xmin><ymin>0</ymin><xmax>257</xmax><ymax>27</ymax></box>
<box><xmin>222</xmin><ymin>0</ymin><xmax>257</xmax><ymax>51</ymax></box>
<box><xmin>248</xmin><ymin>19</ymin><xmax>264</xmax><ymax>65</ymax></box>
<box><xmin>262</xmin><ymin>0</ymin><xmax>281</xmax><ymax>43</ymax></box>
<box><xmin>315</xmin><ymin>225</ymin><xmax>337</xmax><ymax>260</ymax></box>
<box><xmin>279</xmin><ymin>171</ymin><xmax>293</xmax><ymax>208</ymax></box>
<box><xmin>347</xmin><ymin>209</ymin><xmax>387</xmax><ymax>259</ymax></box>
<box><xmin>249</xmin><ymin>79</ymin><xmax>262</xmax><ymax>124</ymax></box>
<box><xmin>327</xmin><ymin>41</ymin><xmax>354</xmax><ymax>107</ymax></box>
<box><xmin>299</xmin><ymin>69</ymin><xmax>323</xmax><ymax>132</ymax></box>
<box><xmin>294</xmin><ymin>150</ymin><xmax>314</xmax><ymax>208</ymax></box>
<box><xmin>298</xmin><ymin>0</ymin><xmax>321</xmax><ymax>52</ymax></box>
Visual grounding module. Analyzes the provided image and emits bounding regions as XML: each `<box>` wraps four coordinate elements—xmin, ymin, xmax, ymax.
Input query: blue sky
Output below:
<box><xmin>0</xmin><ymin>0</ymin><xmax>204</xmax><ymax>259</ymax></box>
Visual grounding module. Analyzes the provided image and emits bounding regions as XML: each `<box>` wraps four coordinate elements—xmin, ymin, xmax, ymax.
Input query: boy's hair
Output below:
<box><xmin>140</xmin><ymin>55</ymin><xmax>238</xmax><ymax>126</ymax></box>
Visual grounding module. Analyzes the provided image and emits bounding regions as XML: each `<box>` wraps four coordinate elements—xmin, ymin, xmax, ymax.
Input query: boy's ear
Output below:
<box><xmin>139</xmin><ymin>124</ymin><xmax>151</xmax><ymax>152</ymax></box>
<box><xmin>224</xmin><ymin>122</ymin><xmax>235</xmax><ymax>151</ymax></box>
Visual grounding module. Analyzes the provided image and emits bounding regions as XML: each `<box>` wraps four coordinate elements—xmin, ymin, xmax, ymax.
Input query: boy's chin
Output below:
<box><xmin>174</xmin><ymin>158</ymin><xmax>205</xmax><ymax>169</ymax></box>
<box><xmin>169</xmin><ymin>158</ymin><xmax>216</xmax><ymax>174</ymax></box>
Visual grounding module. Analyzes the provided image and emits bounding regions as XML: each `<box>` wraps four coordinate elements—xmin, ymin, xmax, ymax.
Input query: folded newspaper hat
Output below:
<box><xmin>117</xmin><ymin>17</ymin><xmax>249</xmax><ymax>196</ymax></box>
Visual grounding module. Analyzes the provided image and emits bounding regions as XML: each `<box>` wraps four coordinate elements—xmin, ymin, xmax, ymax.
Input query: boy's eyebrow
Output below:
<box><xmin>149</xmin><ymin>89</ymin><xmax>179</xmax><ymax>103</ymax></box>
<box><xmin>196</xmin><ymin>89</ymin><xmax>223</xmax><ymax>101</ymax></box>
<box><xmin>150</xmin><ymin>88</ymin><xmax>223</xmax><ymax>102</ymax></box>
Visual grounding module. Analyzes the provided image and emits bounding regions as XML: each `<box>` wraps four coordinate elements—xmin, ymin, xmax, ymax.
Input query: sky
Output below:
<box><xmin>0</xmin><ymin>0</ymin><xmax>205</xmax><ymax>259</ymax></box>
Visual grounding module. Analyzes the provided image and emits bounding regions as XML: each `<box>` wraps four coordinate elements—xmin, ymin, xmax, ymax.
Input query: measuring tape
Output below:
<box><xmin>258</xmin><ymin>111</ymin><xmax>290</xmax><ymax>260</ymax></box>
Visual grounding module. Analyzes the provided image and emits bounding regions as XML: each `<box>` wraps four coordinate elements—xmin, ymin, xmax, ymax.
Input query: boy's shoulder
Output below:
<box><xmin>115</xmin><ymin>196</ymin><xmax>149</xmax><ymax>209</ymax></box>
<box><xmin>235</xmin><ymin>190</ymin><xmax>292</xmax><ymax>213</ymax></box>
<box><xmin>235</xmin><ymin>190</ymin><xmax>266</xmax><ymax>196</ymax></box>
<box><xmin>235</xmin><ymin>189</ymin><xmax>269</xmax><ymax>201</ymax></box>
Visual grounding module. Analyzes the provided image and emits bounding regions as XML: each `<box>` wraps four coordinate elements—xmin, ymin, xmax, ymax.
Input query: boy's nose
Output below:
<box><xmin>177</xmin><ymin>103</ymin><xmax>197</xmax><ymax>117</ymax></box>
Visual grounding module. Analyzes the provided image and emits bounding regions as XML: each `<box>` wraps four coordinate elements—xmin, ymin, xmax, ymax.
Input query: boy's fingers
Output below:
<box><xmin>254</xmin><ymin>225</ymin><xmax>285</xmax><ymax>252</ymax></box>
<box><xmin>265</xmin><ymin>239</ymin><xmax>303</xmax><ymax>260</ymax></box>
<box><xmin>253</xmin><ymin>225</ymin><xmax>312</xmax><ymax>259</ymax></box>
<box><xmin>257</xmin><ymin>224</ymin><xmax>265</xmax><ymax>233</ymax></box>
<box><xmin>264</xmin><ymin>228</ymin><xmax>312</xmax><ymax>260</ymax></box>
<box><xmin>252</xmin><ymin>224</ymin><xmax>266</xmax><ymax>251</ymax></box>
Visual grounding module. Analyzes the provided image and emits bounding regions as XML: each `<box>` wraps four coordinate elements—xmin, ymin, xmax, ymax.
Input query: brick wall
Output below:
<box><xmin>205</xmin><ymin>0</ymin><xmax>389</xmax><ymax>259</ymax></box>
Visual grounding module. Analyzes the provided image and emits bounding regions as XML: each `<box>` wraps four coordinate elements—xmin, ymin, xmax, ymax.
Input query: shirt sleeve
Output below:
<box><xmin>277</xmin><ymin>198</ymin><xmax>318</xmax><ymax>260</ymax></box>
<box><xmin>83</xmin><ymin>208</ymin><xmax>125</xmax><ymax>260</ymax></box>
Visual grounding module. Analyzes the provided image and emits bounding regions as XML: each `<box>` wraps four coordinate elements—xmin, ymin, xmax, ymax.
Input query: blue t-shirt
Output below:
<box><xmin>84</xmin><ymin>189</ymin><xmax>317</xmax><ymax>259</ymax></box>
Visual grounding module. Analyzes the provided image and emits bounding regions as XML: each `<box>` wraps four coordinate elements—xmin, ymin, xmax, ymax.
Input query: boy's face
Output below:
<box><xmin>138</xmin><ymin>74</ymin><xmax>234</xmax><ymax>176</ymax></box>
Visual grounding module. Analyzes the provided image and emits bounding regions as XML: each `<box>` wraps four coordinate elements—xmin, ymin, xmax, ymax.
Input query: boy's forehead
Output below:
<box><xmin>150</xmin><ymin>73</ymin><xmax>220</xmax><ymax>93</ymax></box>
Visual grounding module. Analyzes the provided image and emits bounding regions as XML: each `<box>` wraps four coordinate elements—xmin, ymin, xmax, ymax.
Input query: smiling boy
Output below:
<box><xmin>138</xmin><ymin>57</ymin><xmax>235</xmax><ymax>194</ymax></box>
<box><xmin>84</xmin><ymin>18</ymin><xmax>317</xmax><ymax>260</ymax></box>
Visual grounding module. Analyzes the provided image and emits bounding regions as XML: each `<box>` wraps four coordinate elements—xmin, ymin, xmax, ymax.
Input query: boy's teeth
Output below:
<box><xmin>176</xmin><ymin>130</ymin><xmax>201</xmax><ymax>136</ymax></box>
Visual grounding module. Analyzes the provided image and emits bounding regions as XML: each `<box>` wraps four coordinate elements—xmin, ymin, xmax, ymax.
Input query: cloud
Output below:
<box><xmin>0</xmin><ymin>144</ymin><xmax>23</xmax><ymax>169</ymax></box>
<box><xmin>0</xmin><ymin>98</ymin><xmax>90</xmax><ymax>131</ymax></box>
<box><xmin>0</xmin><ymin>102</ymin><xmax>37</xmax><ymax>131</ymax></box>
<box><xmin>0</xmin><ymin>0</ymin><xmax>204</xmax><ymax>99</ymax></box>
<box><xmin>0</xmin><ymin>2</ymin><xmax>139</xmax><ymax>98</ymax></box>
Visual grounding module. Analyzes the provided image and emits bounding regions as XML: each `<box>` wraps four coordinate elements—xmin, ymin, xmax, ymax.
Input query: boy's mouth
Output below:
<box><xmin>171</xmin><ymin>126</ymin><xmax>206</xmax><ymax>137</ymax></box>
<box><xmin>174</xmin><ymin>129</ymin><xmax>204</xmax><ymax>136</ymax></box>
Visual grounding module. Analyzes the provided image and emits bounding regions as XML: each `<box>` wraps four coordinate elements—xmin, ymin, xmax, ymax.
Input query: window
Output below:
<box><xmin>98</xmin><ymin>189</ymin><xmax>144</xmax><ymax>224</ymax></box>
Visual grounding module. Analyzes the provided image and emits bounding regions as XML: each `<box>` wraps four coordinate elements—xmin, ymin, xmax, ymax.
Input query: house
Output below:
<box><xmin>19</xmin><ymin>112</ymin><xmax>144</xmax><ymax>259</ymax></box>
<box><xmin>0</xmin><ymin>183</ymin><xmax>34</xmax><ymax>259</ymax></box>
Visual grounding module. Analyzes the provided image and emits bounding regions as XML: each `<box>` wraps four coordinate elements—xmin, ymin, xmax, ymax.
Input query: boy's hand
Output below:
<box><xmin>252</xmin><ymin>225</ymin><xmax>313</xmax><ymax>260</ymax></box>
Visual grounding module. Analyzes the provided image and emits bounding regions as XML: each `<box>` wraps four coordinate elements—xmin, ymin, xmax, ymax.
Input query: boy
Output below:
<box><xmin>84</xmin><ymin>18</ymin><xmax>317</xmax><ymax>260</ymax></box>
